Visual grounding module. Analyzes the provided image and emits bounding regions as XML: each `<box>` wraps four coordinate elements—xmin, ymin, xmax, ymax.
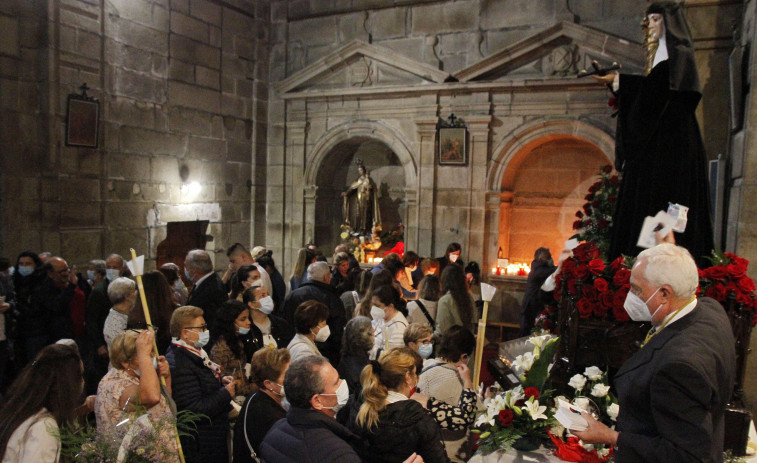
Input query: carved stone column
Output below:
<box><xmin>414</xmin><ymin>118</ymin><xmax>438</xmax><ymax>258</ymax></box>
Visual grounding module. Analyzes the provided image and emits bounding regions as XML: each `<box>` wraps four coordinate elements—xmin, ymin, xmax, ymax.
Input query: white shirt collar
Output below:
<box><xmin>660</xmin><ymin>297</ymin><xmax>697</xmax><ymax>328</ymax></box>
<box><xmin>386</xmin><ymin>390</ymin><xmax>409</xmax><ymax>404</ymax></box>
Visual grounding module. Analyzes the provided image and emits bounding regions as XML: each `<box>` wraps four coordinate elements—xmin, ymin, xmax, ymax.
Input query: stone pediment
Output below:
<box><xmin>275</xmin><ymin>40</ymin><xmax>450</xmax><ymax>95</ymax></box>
<box><xmin>455</xmin><ymin>21</ymin><xmax>645</xmax><ymax>82</ymax></box>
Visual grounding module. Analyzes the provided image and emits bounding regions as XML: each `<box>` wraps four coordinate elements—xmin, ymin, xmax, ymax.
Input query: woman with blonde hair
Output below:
<box><xmin>351</xmin><ymin>347</ymin><xmax>449</xmax><ymax>463</ymax></box>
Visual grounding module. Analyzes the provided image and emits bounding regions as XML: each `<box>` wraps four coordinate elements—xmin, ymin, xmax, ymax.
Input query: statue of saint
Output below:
<box><xmin>341</xmin><ymin>160</ymin><xmax>381</xmax><ymax>236</ymax></box>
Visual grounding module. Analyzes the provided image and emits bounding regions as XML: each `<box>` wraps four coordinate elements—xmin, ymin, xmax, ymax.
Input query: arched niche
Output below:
<box><xmin>488</xmin><ymin>119</ymin><xmax>614</xmax><ymax>263</ymax></box>
<box><xmin>313</xmin><ymin>137</ymin><xmax>407</xmax><ymax>255</ymax></box>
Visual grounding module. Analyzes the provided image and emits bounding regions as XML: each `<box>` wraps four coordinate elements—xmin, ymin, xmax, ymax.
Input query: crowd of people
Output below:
<box><xmin>0</xmin><ymin>242</ymin><xmax>487</xmax><ymax>463</ymax></box>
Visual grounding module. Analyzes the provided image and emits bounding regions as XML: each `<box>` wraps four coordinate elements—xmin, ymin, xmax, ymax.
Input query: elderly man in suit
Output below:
<box><xmin>574</xmin><ymin>243</ymin><xmax>736</xmax><ymax>462</ymax></box>
<box><xmin>184</xmin><ymin>249</ymin><xmax>226</xmax><ymax>330</ymax></box>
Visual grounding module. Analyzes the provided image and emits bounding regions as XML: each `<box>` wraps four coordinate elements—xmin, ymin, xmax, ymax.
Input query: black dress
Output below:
<box><xmin>609</xmin><ymin>4</ymin><xmax>713</xmax><ymax>266</ymax></box>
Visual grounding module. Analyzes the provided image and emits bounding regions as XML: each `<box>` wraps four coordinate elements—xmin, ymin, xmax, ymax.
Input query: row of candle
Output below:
<box><xmin>491</xmin><ymin>262</ymin><xmax>531</xmax><ymax>276</ymax></box>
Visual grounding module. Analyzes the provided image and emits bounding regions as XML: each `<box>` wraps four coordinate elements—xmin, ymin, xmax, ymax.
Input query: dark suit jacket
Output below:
<box><xmin>614</xmin><ymin>297</ymin><xmax>736</xmax><ymax>463</ymax></box>
<box><xmin>187</xmin><ymin>272</ymin><xmax>227</xmax><ymax>329</ymax></box>
<box><xmin>86</xmin><ymin>278</ymin><xmax>111</xmax><ymax>351</ymax></box>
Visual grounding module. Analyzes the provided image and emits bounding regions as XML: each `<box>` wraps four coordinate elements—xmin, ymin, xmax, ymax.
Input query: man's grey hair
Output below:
<box><xmin>307</xmin><ymin>261</ymin><xmax>331</xmax><ymax>283</ymax></box>
<box><xmin>283</xmin><ymin>355</ymin><xmax>328</xmax><ymax>409</ymax></box>
<box><xmin>186</xmin><ymin>249</ymin><xmax>213</xmax><ymax>275</ymax></box>
<box><xmin>107</xmin><ymin>277</ymin><xmax>136</xmax><ymax>305</ymax></box>
<box><xmin>89</xmin><ymin>259</ymin><xmax>106</xmax><ymax>276</ymax></box>
<box><xmin>107</xmin><ymin>254</ymin><xmax>125</xmax><ymax>267</ymax></box>
<box><xmin>637</xmin><ymin>243</ymin><xmax>698</xmax><ymax>298</ymax></box>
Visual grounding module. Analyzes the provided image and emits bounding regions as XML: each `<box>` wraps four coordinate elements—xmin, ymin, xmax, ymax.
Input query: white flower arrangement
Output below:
<box><xmin>568</xmin><ymin>373</ymin><xmax>587</xmax><ymax>391</ymax></box>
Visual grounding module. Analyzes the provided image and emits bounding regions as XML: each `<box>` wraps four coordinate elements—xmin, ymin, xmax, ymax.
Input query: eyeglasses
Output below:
<box><xmin>184</xmin><ymin>324</ymin><xmax>208</xmax><ymax>332</ymax></box>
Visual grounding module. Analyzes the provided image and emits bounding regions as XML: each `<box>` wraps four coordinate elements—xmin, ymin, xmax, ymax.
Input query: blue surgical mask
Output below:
<box><xmin>195</xmin><ymin>330</ymin><xmax>210</xmax><ymax>349</ymax></box>
<box><xmin>236</xmin><ymin>324</ymin><xmax>250</xmax><ymax>335</ymax></box>
<box><xmin>184</xmin><ymin>268</ymin><xmax>193</xmax><ymax>283</ymax></box>
<box><xmin>257</xmin><ymin>296</ymin><xmax>275</xmax><ymax>315</ymax></box>
<box><xmin>418</xmin><ymin>343</ymin><xmax>434</xmax><ymax>359</ymax></box>
<box><xmin>87</xmin><ymin>270</ymin><xmax>96</xmax><ymax>281</ymax></box>
<box><xmin>106</xmin><ymin>269</ymin><xmax>120</xmax><ymax>281</ymax></box>
<box><xmin>17</xmin><ymin>265</ymin><xmax>34</xmax><ymax>277</ymax></box>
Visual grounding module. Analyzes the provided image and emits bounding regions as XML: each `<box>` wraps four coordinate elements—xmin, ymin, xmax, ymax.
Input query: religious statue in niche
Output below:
<box><xmin>341</xmin><ymin>159</ymin><xmax>382</xmax><ymax>237</ymax></box>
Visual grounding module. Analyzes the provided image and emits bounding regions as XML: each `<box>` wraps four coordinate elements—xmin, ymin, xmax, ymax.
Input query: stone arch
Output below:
<box><xmin>305</xmin><ymin>120</ymin><xmax>417</xmax><ymax>188</ymax></box>
<box><xmin>487</xmin><ymin>118</ymin><xmax>615</xmax><ymax>192</ymax></box>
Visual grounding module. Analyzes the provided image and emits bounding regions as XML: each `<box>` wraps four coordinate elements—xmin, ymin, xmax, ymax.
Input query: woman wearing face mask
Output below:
<box><xmin>210</xmin><ymin>300</ymin><xmax>256</xmax><ymax>397</ymax></box>
<box><xmin>243</xmin><ymin>284</ymin><xmax>294</xmax><ymax>357</ymax></box>
<box><xmin>436</xmin><ymin>242</ymin><xmax>463</xmax><ymax>275</ymax></box>
<box><xmin>351</xmin><ymin>347</ymin><xmax>450</xmax><ymax>463</ymax></box>
<box><xmin>371</xmin><ymin>285</ymin><xmax>409</xmax><ymax>359</ymax></box>
<box><xmin>233</xmin><ymin>348</ymin><xmax>291</xmax><ymax>463</ymax></box>
<box><xmin>10</xmin><ymin>251</ymin><xmax>46</xmax><ymax>364</ymax></box>
<box><xmin>166</xmin><ymin>306</ymin><xmax>235</xmax><ymax>463</ymax></box>
<box><xmin>229</xmin><ymin>264</ymin><xmax>262</xmax><ymax>301</ymax></box>
<box><xmin>95</xmin><ymin>329</ymin><xmax>180</xmax><ymax>462</ymax></box>
<box><xmin>417</xmin><ymin>325</ymin><xmax>477</xmax><ymax>462</ymax></box>
<box><xmin>287</xmin><ymin>300</ymin><xmax>330</xmax><ymax>363</ymax></box>
<box><xmin>403</xmin><ymin>323</ymin><xmax>478</xmax><ymax>438</ymax></box>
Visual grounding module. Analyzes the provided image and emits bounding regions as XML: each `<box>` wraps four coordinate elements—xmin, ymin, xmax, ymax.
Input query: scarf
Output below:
<box><xmin>171</xmin><ymin>338</ymin><xmax>223</xmax><ymax>380</ymax></box>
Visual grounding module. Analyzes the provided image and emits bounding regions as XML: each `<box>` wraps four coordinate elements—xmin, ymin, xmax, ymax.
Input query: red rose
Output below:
<box><xmin>613</xmin><ymin>304</ymin><xmax>630</xmax><ymax>322</ymax></box>
<box><xmin>599</xmin><ymin>290</ymin><xmax>615</xmax><ymax>308</ymax></box>
<box><xmin>567</xmin><ymin>278</ymin><xmax>577</xmax><ymax>296</ymax></box>
<box><xmin>704</xmin><ymin>283</ymin><xmax>727</xmax><ymax>301</ymax></box>
<box><xmin>609</xmin><ymin>175</ymin><xmax>619</xmax><ymax>184</ymax></box>
<box><xmin>584</xmin><ymin>194</ymin><xmax>594</xmax><ymax>201</ymax></box>
<box><xmin>561</xmin><ymin>259</ymin><xmax>576</xmax><ymax>276</ymax></box>
<box><xmin>609</xmin><ymin>256</ymin><xmax>625</xmax><ymax>272</ymax></box>
<box><xmin>573</xmin><ymin>220</ymin><xmax>583</xmax><ymax>230</ymax></box>
<box><xmin>594</xmin><ymin>278</ymin><xmax>609</xmax><ymax>293</ymax></box>
<box><xmin>602</xmin><ymin>165</ymin><xmax>612</xmax><ymax>174</ymax></box>
<box><xmin>498</xmin><ymin>409</ymin><xmax>514</xmax><ymax>427</ymax></box>
<box><xmin>543</xmin><ymin>319</ymin><xmax>554</xmax><ymax>330</ymax></box>
<box><xmin>725</xmin><ymin>253</ymin><xmax>749</xmax><ymax>269</ymax></box>
<box><xmin>585</xmin><ymin>245</ymin><xmax>600</xmax><ymax>260</ymax></box>
<box><xmin>577</xmin><ymin>298</ymin><xmax>594</xmax><ymax>319</ymax></box>
<box><xmin>593</xmin><ymin>303</ymin><xmax>609</xmax><ymax>318</ymax></box>
<box><xmin>737</xmin><ymin>277</ymin><xmax>756</xmax><ymax>293</ymax></box>
<box><xmin>582</xmin><ymin>285</ymin><xmax>598</xmax><ymax>301</ymax></box>
<box><xmin>613</xmin><ymin>268</ymin><xmax>631</xmax><ymax>286</ymax></box>
<box><xmin>727</xmin><ymin>262</ymin><xmax>747</xmax><ymax>278</ymax></box>
<box><xmin>524</xmin><ymin>387</ymin><xmax>540</xmax><ymax>399</ymax></box>
<box><xmin>591</xmin><ymin>200</ymin><xmax>600</xmax><ymax>208</ymax></box>
<box><xmin>576</xmin><ymin>211</ymin><xmax>584</xmax><ymax>219</ymax></box>
<box><xmin>703</xmin><ymin>266</ymin><xmax>727</xmax><ymax>280</ymax></box>
<box><xmin>613</xmin><ymin>286</ymin><xmax>630</xmax><ymax>309</ymax></box>
<box><xmin>583</xmin><ymin>204</ymin><xmax>592</xmax><ymax>215</ymax></box>
<box><xmin>573</xmin><ymin>243</ymin><xmax>595</xmax><ymax>262</ymax></box>
<box><xmin>598</xmin><ymin>218</ymin><xmax>609</xmax><ymax>229</ymax></box>
<box><xmin>588</xmin><ymin>259</ymin><xmax>605</xmax><ymax>276</ymax></box>
<box><xmin>575</xmin><ymin>265</ymin><xmax>589</xmax><ymax>280</ymax></box>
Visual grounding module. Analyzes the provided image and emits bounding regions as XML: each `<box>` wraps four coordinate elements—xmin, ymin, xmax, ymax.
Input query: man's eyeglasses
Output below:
<box><xmin>184</xmin><ymin>324</ymin><xmax>208</xmax><ymax>332</ymax></box>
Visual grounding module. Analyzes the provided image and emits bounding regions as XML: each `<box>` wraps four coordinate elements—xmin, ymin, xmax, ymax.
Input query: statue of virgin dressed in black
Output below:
<box><xmin>597</xmin><ymin>1</ymin><xmax>714</xmax><ymax>266</ymax></box>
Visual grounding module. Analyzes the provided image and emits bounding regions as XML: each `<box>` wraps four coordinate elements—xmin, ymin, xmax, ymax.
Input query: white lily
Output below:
<box><xmin>513</xmin><ymin>352</ymin><xmax>535</xmax><ymax>372</ymax></box>
<box><xmin>524</xmin><ymin>399</ymin><xmax>548</xmax><ymax>420</ymax></box>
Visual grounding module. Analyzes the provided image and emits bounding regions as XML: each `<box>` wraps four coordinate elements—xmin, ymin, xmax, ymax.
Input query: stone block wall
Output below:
<box><xmin>0</xmin><ymin>0</ymin><xmax>269</xmax><ymax>270</ymax></box>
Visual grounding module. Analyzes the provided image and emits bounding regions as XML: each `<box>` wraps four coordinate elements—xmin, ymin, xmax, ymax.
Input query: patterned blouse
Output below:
<box><xmin>95</xmin><ymin>368</ymin><xmax>180</xmax><ymax>462</ymax></box>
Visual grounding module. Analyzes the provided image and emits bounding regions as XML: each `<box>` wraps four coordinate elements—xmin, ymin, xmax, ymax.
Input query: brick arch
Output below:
<box><xmin>487</xmin><ymin>119</ymin><xmax>614</xmax><ymax>192</ymax></box>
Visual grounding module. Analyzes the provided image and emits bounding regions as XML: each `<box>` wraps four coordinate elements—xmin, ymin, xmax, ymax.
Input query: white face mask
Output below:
<box><xmin>449</xmin><ymin>254</ymin><xmax>459</xmax><ymax>263</ymax></box>
<box><xmin>257</xmin><ymin>296</ymin><xmax>275</xmax><ymax>315</ymax></box>
<box><xmin>106</xmin><ymin>268</ymin><xmax>121</xmax><ymax>281</ymax></box>
<box><xmin>321</xmin><ymin>379</ymin><xmax>349</xmax><ymax>412</ymax></box>
<box><xmin>312</xmin><ymin>325</ymin><xmax>331</xmax><ymax>343</ymax></box>
<box><xmin>624</xmin><ymin>287</ymin><xmax>662</xmax><ymax>322</ymax></box>
<box><xmin>418</xmin><ymin>343</ymin><xmax>433</xmax><ymax>359</ymax></box>
<box><xmin>236</xmin><ymin>323</ymin><xmax>250</xmax><ymax>335</ymax></box>
<box><xmin>370</xmin><ymin>305</ymin><xmax>384</xmax><ymax>321</ymax></box>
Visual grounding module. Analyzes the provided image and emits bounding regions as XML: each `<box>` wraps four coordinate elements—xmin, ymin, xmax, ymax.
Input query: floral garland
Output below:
<box><xmin>571</xmin><ymin>166</ymin><xmax>621</xmax><ymax>259</ymax></box>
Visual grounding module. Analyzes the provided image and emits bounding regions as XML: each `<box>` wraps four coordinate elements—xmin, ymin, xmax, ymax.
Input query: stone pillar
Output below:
<box><xmin>403</xmin><ymin>187</ymin><xmax>418</xmax><ymax>252</ymax></box>
<box><xmin>484</xmin><ymin>191</ymin><xmax>502</xmax><ymax>277</ymax></box>
<box><xmin>414</xmin><ymin>119</ymin><xmax>438</xmax><ymax>258</ymax></box>
<box><xmin>277</xmin><ymin>113</ymin><xmax>308</xmax><ymax>272</ymax></box>
<box><xmin>465</xmin><ymin>115</ymin><xmax>492</xmax><ymax>268</ymax></box>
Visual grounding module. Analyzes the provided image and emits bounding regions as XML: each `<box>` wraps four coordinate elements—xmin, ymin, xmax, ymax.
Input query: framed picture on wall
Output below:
<box><xmin>65</xmin><ymin>92</ymin><xmax>99</xmax><ymax>148</ymax></box>
<box><xmin>438</xmin><ymin>127</ymin><xmax>467</xmax><ymax>165</ymax></box>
